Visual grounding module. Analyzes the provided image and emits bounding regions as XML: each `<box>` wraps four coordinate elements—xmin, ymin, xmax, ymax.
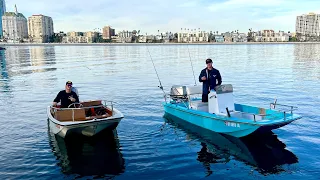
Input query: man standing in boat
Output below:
<box><xmin>199</xmin><ymin>58</ymin><xmax>222</xmax><ymax>102</ymax></box>
<box><xmin>53</xmin><ymin>81</ymin><xmax>79</xmax><ymax>108</ymax></box>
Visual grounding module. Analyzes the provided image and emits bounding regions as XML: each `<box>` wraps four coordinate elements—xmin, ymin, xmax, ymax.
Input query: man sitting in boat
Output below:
<box><xmin>199</xmin><ymin>58</ymin><xmax>222</xmax><ymax>102</ymax></box>
<box><xmin>52</xmin><ymin>81</ymin><xmax>79</xmax><ymax>108</ymax></box>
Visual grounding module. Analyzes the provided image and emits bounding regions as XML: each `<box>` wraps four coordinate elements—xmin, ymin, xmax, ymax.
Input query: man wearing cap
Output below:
<box><xmin>53</xmin><ymin>81</ymin><xmax>79</xmax><ymax>108</ymax></box>
<box><xmin>199</xmin><ymin>59</ymin><xmax>222</xmax><ymax>102</ymax></box>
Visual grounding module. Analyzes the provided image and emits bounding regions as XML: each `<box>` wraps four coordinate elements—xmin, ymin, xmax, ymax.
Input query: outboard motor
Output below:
<box><xmin>170</xmin><ymin>85</ymin><xmax>202</xmax><ymax>102</ymax></box>
<box><xmin>170</xmin><ymin>85</ymin><xmax>188</xmax><ymax>101</ymax></box>
<box><xmin>71</xmin><ymin>87</ymin><xmax>79</xmax><ymax>98</ymax></box>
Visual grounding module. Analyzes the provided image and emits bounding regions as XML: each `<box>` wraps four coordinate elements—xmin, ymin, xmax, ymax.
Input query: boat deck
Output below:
<box><xmin>51</xmin><ymin>100</ymin><xmax>113</xmax><ymax>122</ymax></box>
<box><xmin>171</xmin><ymin>100</ymin><xmax>299</xmax><ymax>125</ymax></box>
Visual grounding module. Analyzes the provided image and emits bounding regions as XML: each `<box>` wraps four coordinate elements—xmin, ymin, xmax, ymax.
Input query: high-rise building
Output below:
<box><xmin>102</xmin><ymin>26</ymin><xmax>115</xmax><ymax>39</ymax></box>
<box><xmin>296</xmin><ymin>12</ymin><xmax>320</xmax><ymax>36</ymax></box>
<box><xmin>2</xmin><ymin>5</ymin><xmax>28</xmax><ymax>42</ymax></box>
<box><xmin>0</xmin><ymin>0</ymin><xmax>6</xmax><ymax>37</ymax></box>
<box><xmin>28</xmin><ymin>14</ymin><xmax>54</xmax><ymax>43</ymax></box>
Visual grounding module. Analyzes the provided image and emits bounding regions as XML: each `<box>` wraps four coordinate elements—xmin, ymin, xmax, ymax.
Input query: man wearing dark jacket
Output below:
<box><xmin>199</xmin><ymin>58</ymin><xmax>222</xmax><ymax>102</ymax></box>
<box><xmin>53</xmin><ymin>81</ymin><xmax>79</xmax><ymax>108</ymax></box>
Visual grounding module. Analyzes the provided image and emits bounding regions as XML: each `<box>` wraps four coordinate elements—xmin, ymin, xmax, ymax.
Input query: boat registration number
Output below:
<box><xmin>225</xmin><ymin>121</ymin><xmax>240</xmax><ymax>128</ymax></box>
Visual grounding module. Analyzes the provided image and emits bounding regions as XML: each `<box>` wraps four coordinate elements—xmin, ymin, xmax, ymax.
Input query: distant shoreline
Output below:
<box><xmin>1</xmin><ymin>42</ymin><xmax>320</xmax><ymax>46</ymax></box>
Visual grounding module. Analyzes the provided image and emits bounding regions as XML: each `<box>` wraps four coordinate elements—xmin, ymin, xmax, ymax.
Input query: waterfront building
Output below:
<box><xmin>28</xmin><ymin>14</ymin><xmax>54</xmax><ymax>43</ymax></box>
<box><xmin>67</xmin><ymin>31</ymin><xmax>82</xmax><ymax>37</ymax></box>
<box><xmin>214</xmin><ymin>35</ymin><xmax>224</xmax><ymax>42</ymax></box>
<box><xmin>178</xmin><ymin>29</ymin><xmax>209</xmax><ymax>43</ymax></box>
<box><xmin>255</xmin><ymin>29</ymin><xmax>289</xmax><ymax>42</ymax></box>
<box><xmin>221</xmin><ymin>32</ymin><xmax>247</xmax><ymax>42</ymax></box>
<box><xmin>296</xmin><ymin>12</ymin><xmax>320</xmax><ymax>36</ymax></box>
<box><xmin>62</xmin><ymin>31</ymin><xmax>98</xmax><ymax>43</ymax></box>
<box><xmin>116</xmin><ymin>30</ymin><xmax>133</xmax><ymax>43</ymax></box>
<box><xmin>0</xmin><ymin>0</ymin><xmax>6</xmax><ymax>37</ymax></box>
<box><xmin>2</xmin><ymin>5</ymin><xmax>28</xmax><ymax>42</ymax></box>
<box><xmin>296</xmin><ymin>12</ymin><xmax>320</xmax><ymax>41</ymax></box>
<box><xmin>138</xmin><ymin>35</ymin><xmax>155</xmax><ymax>43</ymax></box>
<box><xmin>62</xmin><ymin>36</ymin><xmax>90</xmax><ymax>43</ymax></box>
<box><xmin>84</xmin><ymin>31</ymin><xmax>98</xmax><ymax>43</ymax></box>
<box><xmin>102</xmin><ymin>26</ymin><xmax>115</xmax><ymax>39</ymax></box>
<box><xmin>274</xmin><ymin>31</ymin><xmax>289</xmax><ymax>42</ymax></box>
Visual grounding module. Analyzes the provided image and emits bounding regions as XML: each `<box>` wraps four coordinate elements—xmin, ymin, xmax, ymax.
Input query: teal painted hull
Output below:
<box><xmin>163</xmin><ymin>102</ymin><xmax>301</xmax><ymax>138</ymax></box>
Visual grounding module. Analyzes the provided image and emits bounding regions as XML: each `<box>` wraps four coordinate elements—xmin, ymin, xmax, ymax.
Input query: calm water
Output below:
<box><xmin>0</xmin><ymin>44</ymin><xmax>319</xmax><ymax>179</ymax></box>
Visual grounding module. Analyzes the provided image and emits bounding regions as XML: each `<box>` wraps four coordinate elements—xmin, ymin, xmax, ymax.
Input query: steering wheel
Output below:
<box><xmin>68</xmin><ymin>103</ymin><xmax>83</xmax><ymax>108</ymax></box>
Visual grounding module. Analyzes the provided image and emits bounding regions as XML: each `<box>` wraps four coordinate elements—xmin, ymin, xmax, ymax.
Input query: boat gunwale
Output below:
<box><xmin>47</xmin><ymin>105</ymin><xmax>124</xmax><ymax>126</ymax></box>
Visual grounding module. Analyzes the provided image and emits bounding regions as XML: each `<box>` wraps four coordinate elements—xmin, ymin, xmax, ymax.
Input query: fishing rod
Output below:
<box><xmin>186</xmin><ymin>43</ymin><xmax>197</xmax><ymax>86</ymax></box>
<box><xmin>146</xmin><ymin>45</ymin><xmax>167</xmax><ymax>101</ymax></box>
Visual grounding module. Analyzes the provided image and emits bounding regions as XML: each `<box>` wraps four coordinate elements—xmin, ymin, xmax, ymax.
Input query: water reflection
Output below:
<box><xmin>30</xmin><ymin>46</ymin><xmax>56</xmax><ymax>66</ymax></box>
<box><xmin>103</xmin><ymin>46</ymin><xmax>117</xmax><ymax>59</ymax></box>
<box><xmin>293</xmin><ymin>44</ymin><xmax>320</xmax><ymax>80</ymax></box>
<box><xmin>163</xmin><ymin>113</ymin><xmax>298</xmax><ymax>176</ymax></box>
<box><xmin>5</xmin><ymin>47</ymin><xmax>31</xmax><ymax>68</ymax></box>
<box><xmin>0</xmin><ymin>51</ymin><xmax>10</xmax><ymax>92</ymax></box>
<box><xmin>0</xmin><ymin>51</ymin><xmax>8</xmax><ymax>79</ymax></box>
<box><xmin>48</xmin><ymin>125</ymin><xmax>125</xmax><ymax>178</ymax></box>
<box><xmin>3</xmin><ymin>47</ymin><xmax>57</xmax><ymax>76</ymax></box>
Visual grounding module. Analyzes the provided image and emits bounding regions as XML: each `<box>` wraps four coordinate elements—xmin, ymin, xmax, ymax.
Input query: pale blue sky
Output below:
<box><xmin>5</xmin><ymin>0</ymin><xmax>320</xmax><ymax>34</ymax></box>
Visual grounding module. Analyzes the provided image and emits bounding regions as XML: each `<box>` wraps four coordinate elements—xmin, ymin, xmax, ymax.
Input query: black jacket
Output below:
<box><xmin>199</xmin><ymin>68</ymin><xmax>222</xmax><ymax>95</ymax></box>
<box><xmin>53</xmin><ymin>90</ymin><xmax>79</xmax><ymax>108</ymax></box>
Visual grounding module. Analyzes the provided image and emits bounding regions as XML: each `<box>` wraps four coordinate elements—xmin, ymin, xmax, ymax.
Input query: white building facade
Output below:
<box><xmin>28</xmin><ymin>14</ymin><xmax>54</xmax><ymax>43</ymax></box>
<box><xmin>296</xmin><ymin>13</ymin><xmax>320</xmax><ymax>36</ymax></box>
<box><xmin>178</xmin><ymin>29</ymin><xmax>209</xmax><ymax>43</ymax></box>
<box><xmin>253</xmin><ymin>30</ymin><xmax>289</xmax><ymax>42</ymax></box>
<box><xmin>2</xmin><ymin>5</ymin><xmax>28</xmax><ymax>42</ymax></box>
<box><xmin>62</xmin><ymin>31</ymin><xmax>98</xmax><ymax>43</ymax></box>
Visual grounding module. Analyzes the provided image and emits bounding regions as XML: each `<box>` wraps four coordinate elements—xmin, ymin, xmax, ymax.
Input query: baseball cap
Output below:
<box><xmin>66</xmin><ymin>81</ymin><xmax>73</xmax><ymax>85</ymax></box>
<box><xmin>206</xmin><ymin>58</ymin><xmax>213</xmax><ymax>64</ymax></box>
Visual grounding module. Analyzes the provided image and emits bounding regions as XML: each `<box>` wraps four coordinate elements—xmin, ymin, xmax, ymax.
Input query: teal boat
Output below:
<box><xmin>163</xmin><ymin>113</ymin><xmax>298</xmax><ymax>174</ymax></box>
<box><xmin>162</xmin><ymin>84</ymin><xmax>302</xmax><ymax>138</ymax></box>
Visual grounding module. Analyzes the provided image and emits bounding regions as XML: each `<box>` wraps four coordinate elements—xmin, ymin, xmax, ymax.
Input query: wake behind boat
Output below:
<box><xmin>163</xmin><ymin>84</ymin><xmax>302</xmax><ymax>138</ymax></box>
<box><xmin>47</xmin><ymin>99</ymin><xmax>124</xmax><ymax>138</ymax></box>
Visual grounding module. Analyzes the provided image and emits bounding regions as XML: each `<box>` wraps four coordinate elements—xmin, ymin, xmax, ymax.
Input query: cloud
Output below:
<box><xmin>4</xmin><ymin>0</ymin><xmax>320</xmax><ymax>34</ymax></box>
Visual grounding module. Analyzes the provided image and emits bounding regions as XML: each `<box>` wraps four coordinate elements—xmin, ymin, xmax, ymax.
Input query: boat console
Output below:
<box><xmin>208</xmin><ymin>84</ymin><xmax>235</xmax><ymax>115</ymax></box>
<box><xmin>169</xmin><ymin>84</ymin><xmax>237</xmax><ymax>115</ymax></box>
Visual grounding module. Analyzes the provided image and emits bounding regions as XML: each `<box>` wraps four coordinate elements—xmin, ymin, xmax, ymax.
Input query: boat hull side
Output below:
<box><xmin>163</xmin><ymin>103</ymin><xmax>259</xmax><ymax>138</ymax></box>
<box><xmin>48</xmin><ymin>118</ymin><xmax>122</xmax><ymax>138</ymax></box>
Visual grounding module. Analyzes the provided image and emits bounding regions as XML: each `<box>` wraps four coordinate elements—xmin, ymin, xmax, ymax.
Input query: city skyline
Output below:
<box><xmin>5</xmin><ymin>0</ymin><xmax>320</xmax><ymax>34</ymax></box>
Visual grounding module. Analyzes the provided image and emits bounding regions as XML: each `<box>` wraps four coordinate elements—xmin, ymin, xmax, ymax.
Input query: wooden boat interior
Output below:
<box><xmin>51</xmin><ymin>100</ymin><xmax>113</xmax><ymax>122</ymax></box>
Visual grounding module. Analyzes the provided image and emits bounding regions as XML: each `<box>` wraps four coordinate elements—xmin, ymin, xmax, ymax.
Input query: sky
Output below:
<box><xmin>5</xmin><ymin>0</ymin><xmax>320</xmax><ymax>34</ymax></box>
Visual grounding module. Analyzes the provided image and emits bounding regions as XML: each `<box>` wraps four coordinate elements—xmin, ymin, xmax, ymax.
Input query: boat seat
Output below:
<box><xmin>81</xmin><ymin>100</ymin><xmax>102</xmax><ymax>107</ymax></box>
<box><xmin>85</xmin><ymin>113</ymin><xmax>112</xmax><ymax>120</ymax></box>
<box><xmin>81</xmin><ymin>100</ymin><xmax>103</xmax><ymax>114</ymax></box>
<box><xmin>54</xmin><ymin>108</ymin><xmax>87</xmax><ymax>122</ymax></box>
<box><xmin>229</xmin><ymin>110</ymin><xmax>263</xmax><ymax>121</ymax></box>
